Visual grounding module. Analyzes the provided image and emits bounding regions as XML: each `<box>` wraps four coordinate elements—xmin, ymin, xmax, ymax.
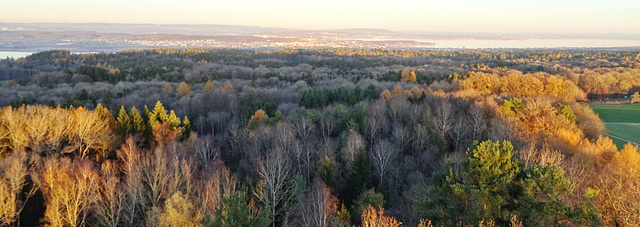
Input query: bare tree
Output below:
<box><xmin>296</xmin><ymin>180</ymin><xmax>339</xmax><ymax>227</ymax></box>
<box><xmin>451</xmin><ymin>118</ymin><xmax>471</xmax><ymax>152</ymax></box>
<box><xmin>0</xmin><ymin>152</ymin><xmax>36</xmax><ymax>226</ymax></box>
<box><xmin>190</xmin><ymin>134</ymin><xmax>218</xmax><ymax>171</ymax></box>
<box><xmin>366</xmin><ymin>100</ymin><xmax>387</xmax><ymax>145</ymax></box>
<box><xmin>370</xmin><ymin>140</ymin><xmax>397</xmax><ymax>186</ymax></box>
<box><xmin>195</xmin><ymin>162</ymin><xmax>238</xmax><ymax>220</ymax></box>
<box><xmin>117</xmin><ymin>137</ymin><xmax>146</xmax><ymax>226</ymax></box>
<box><xmin>37</xmin><ymin>157</ymin><xmax>99</xmax><ymax>227</ymax></box>
<box><xmin>256</xmin><ymin>148</ymin><xmax>302</xmax><ymax>226</ymax></box>
<box><xmin>274</xmin><ymin>122</ymin><xmax>296</xmax><ymax>154</ymax></box>
<box><xmin>95</xmin><ymin>160</ymin><xmax>125</xmax><ymax>227</ymax></box>
<box><xmin>467</xmin><ymin>104</ymin><xmax>487</xmax><ymax>142</ymax></box>
<box><xmin>319</xmin><ymin>113</ymin><xmax>336</xmax><ymax>143</ymax></box>
<box><xmin>293</xmin><ymin>115</ymin><xmax>315</xmax><ymax>146</ymax></box>
<box><xmin>391</xmin><ymin>123</ymin><xmax>410</xmax><ymax>154</ymax></box>
<box><xmin>411</xmin><ymin>124</ymin><xmax>431</xmax><ymax>156</ymax></box>
<box><xmin>432</xmin><ymin>101</ymin><xmax>453</xmax><ymax>140</ymax></box>
<box><xmin>342</xmin><ymin>130</ymin><xmax>365</xmax><ymax>166</ymax></box>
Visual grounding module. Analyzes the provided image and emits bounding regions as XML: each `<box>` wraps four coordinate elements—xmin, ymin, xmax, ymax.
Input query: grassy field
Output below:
<box><xmin>605</xmin><ymin>123</ymin><xmax>640</xmax><ymax>145</ymax></box>
<box><xmin>589</xmin><ymin>104</ymin><xmax>640</xmax><ymax>149</ymax></box>
<box><xmin>590</xmin><ymin>103</ymin><xmax>640</xmax><ymax>123</ymax></box>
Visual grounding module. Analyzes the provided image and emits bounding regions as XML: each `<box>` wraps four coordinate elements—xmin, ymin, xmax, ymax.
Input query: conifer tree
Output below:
<box><xmin>116</xmin><ymin>106</ymin><xmax>131</xmax><ymax>137</ymax></box>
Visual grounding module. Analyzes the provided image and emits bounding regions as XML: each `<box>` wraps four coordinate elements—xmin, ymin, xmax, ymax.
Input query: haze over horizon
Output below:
<box><xmin>3</xmin><ymin>0</ymin><xmax>640</xmax><ymax>35</ymax></box>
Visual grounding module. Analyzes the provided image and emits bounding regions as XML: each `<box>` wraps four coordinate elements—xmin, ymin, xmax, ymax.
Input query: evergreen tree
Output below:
<box><xmin>130</xmin><ymin>106</ymin><xmax>145</xmax><ymax>136</ymax></box>
<box><xmin>116</xmin><ymin>106</ymin><xmax>131</xmax><ymax>137</ymax></box>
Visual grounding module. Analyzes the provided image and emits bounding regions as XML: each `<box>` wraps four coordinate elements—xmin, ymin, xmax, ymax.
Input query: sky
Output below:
<box><xmin>2</xmin><ymin>0</ymin><xmax>640</xmax><ymax>34</ymax></box>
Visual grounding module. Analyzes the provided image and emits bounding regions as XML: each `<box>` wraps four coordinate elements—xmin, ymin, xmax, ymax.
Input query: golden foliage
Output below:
<box><xmin>247</xmin><ymin>109</ymin><xmax>267</xmax><ymax>129</ymax></box>
<box><xmin>37</xmin><ymin>157</ymin><xmax>99</xmax><ymax>227</ymax></box>
<box><xmin>176</xmin><ymin>82</ymin><xmax>192</xmax><ymax>97</ymax></box>
<box><xmin>0</xmin><ymin>152</ymin><xmax>35</xmax><ymax>225</ymax></box>
<box><xmin>569</xmin><ymin>139</ymin><xmax>640</xmax><ymax>226</ymax></box>
<box><xmin>203</xmin><ymin>80</ymin><xmax>216</xmax><ymax>91</ymax></box>
<box><xmin>158</xmin><ymin>191</ymin><xmax>202</xmax><ymax>227</ymax></box>
<box><xmin>0</xmin><ymin>105</ymin><xmax>114</xmax><ymax>158</ymax></box>
<box><xmin>223</xmin><ymin>80</ymin><xmax>235</xmax><ymax>92</ymax></box>
<box><xmin>361</xmin><ymin>205</ymin><xmax>402</xmax><ymax>227</ymax></box>
<box><xmin>380</xmin><ymin>89</ymin><xmax>392</xmax><ymax>101</ymax></box>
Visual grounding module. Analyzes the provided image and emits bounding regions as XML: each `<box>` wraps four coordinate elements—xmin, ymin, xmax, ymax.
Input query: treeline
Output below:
<box><xmin>0</xmin><ymin>48</ymin><xmax>640</xmax><ymax>226</ymax></box>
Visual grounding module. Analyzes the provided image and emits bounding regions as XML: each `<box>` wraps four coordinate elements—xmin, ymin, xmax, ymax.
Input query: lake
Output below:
<box><xmin>0</xmin><ymin>52</ymin><xmax>33</xmax><ymax>59</ymax></box>
<box><xmin>417</xmin><ymin>39</ymin><xmax>640</xmax><ymax>49</ymax></box>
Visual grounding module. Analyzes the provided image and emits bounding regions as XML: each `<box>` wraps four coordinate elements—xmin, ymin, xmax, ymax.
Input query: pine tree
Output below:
<box><xmin>130</xmin><ymin>106</ymin><xmax>145</xmax><ymax>136</ymax></box>
<box><xmin>116</xmin><ymin>106</ymin><xmax>131</xmax><ymax>137</ymax></box>
<box><xmin>150</xmin><ymin>101</ymin><xmax>167</xmax><ymax>126</ymax></box>
<box><xmin>102</xmin><ymin>90</ymin><xmax>112</xmax><ymax>105</ymax></box>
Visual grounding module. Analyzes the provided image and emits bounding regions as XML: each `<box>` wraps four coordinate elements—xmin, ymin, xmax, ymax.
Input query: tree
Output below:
<box><xmin>162</xmin><ymin>83</ymin><xmax>174</xmax><ymax>94</ymax></box>
<box><xmin>158</xmin><ymin>191</ymin><xmax>202</xmax><ymax>227</ymax></box>
<box><xmin>38</xmin><ymin>157</ymin><xmax>99</xmax><ymax>227</ymax></box>
<box><xmin>370</xmin><ymin>140</ymin><xmax>397</xmax><ymax>186</ymax></box>
<box><xmin>130</xmin><ymin>106</ymin><xmax>146</xmax><ymax>136</ymax></box>
<box><xmin>361</xmin><ymin>205</ymin><xmax>402</xmax><ymax>227</ymax></box>
<box><xmin>256</xmin><ymin>149</ymin><xmax>303</xmax><ymax>226</ymax></box>
<box><xmin>352</xmin><ymin>189</ymin><xmax>385</xmax><ymax>224</ymax></box>
<box><xmin>223</xmin><ymin>80</ymin><xmax>235</xmax><ymax>92</ymax></box>
<box><xmin>424</xmin><ymin>140</ymin><xmax>601</xmax><ymax>226</ymax></box>
<box><xmin>102</xmin><ymin>89</ymin><xmax>112</xmax><ymax>105</ymax></box>
<box><xmin>69</xmin><ymin>106</ymin><xmax>113</xmax><ymax>159</ymax></box>
<box><xmin>424</xmin><ymin>140</ymin><xmax>518</xmax><ymax>225</ymax></box>
<box><xmin>400</xmin><ymin>69</ymin><xmax>416</xmax><ymax>83</ymax></box>
<box><xmin>176</xmin><ymin>82</ymin><xmax>192</xmax><ymax>97</ymax></box>
<box><xmin>116</xmin><ymin>106</ymin><xmax>131</xmax><ymax>137</ymax></box>
<box><xmin>208</xmin><ymin>192</ymin><xmax>269</xmax><ymax>227</ymax></box>
<box><xmin>296</xmin><ymin>180</ymin><xmax>339</xmax><ymax>227</ymax></box>
<box><xmin>204</xmin><ymin>79</ymin><xmax>216</xmax><ymax>91</ymax></box>
<box><xmin>96</xmin><ymin>160</ymin><xmax>125</xmax><ymax>227</ymax></box>
<box><xmin>0</xmin><ymin>152</ymin><xmax>36</xmax><ymax>226</ymax></box>
<box><xmin>632</xmin><ymin>92</ymin><xmax>640</xmax><ymax>104</ymax></box>
<box><xmin>248</xmin><ymin>109</ymin><xmax>268</xmax><ymax>129</ymax></box>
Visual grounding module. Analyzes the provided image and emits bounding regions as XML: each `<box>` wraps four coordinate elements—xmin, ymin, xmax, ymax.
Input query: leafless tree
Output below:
<box><xmin>296</xmin><ymin>180</ymin><xmax>339</xmax><ymax>227</ymax></box>
<box><xmin>256</xmin><ymin>148</ymin><xmax>302</xmax><ymax>226</ymax></box>
<box><xmin>95</xmin><ymin>160</ymin><xmax>125</xmax><ymax>227</ymax></box>
<box><xmin>432</xmin><ymin>101</ymin><xmax>453</xmax><ymax>139</ymax></box>
<box><xmin>117</xmin><ymin>137</ymin><xmax>146</xmax><ymax>226</ymax></box>
<box><xmin>293</xmin><ymin>115</ymin><xmax>315</xmax><ymax>146</ymax></box>
<box><xmin>0</xmin><ymin>152</ymin><xmax>37</xmax><ymax>226</ymax></box>
<box><xmin>467</xmin><ymin>104</ymin><xmax>487</xmax><ymax>142</ymax></box>
<box><xmin>370</xmin><ymin>140</ymin><xmax>397</xmax><ymax>186</ymax></box>
<box><xmin>319</xmin><ymin>113</ymin><xmax>336</xmax><ymax>143</ymax></box>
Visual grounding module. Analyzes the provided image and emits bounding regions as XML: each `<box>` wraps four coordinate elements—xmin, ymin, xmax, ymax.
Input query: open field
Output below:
<box><xmin>589</xmin><ymin>104</ymin><xmax>640</xmax><ymax>123</ymax></box>
<box><xmin>605</xmin><ymin>123</ymin><xmax>640</xmax><ymax>145</ymax></box>
<box><xmin>590</xmin><ymin>104</ymin><xmax>640</xmax><ymax>149</ymax></box>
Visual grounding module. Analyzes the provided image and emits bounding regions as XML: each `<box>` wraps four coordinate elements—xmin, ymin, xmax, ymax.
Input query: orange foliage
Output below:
<box><xmin>361</xmin><ymin>205</ymin><xmax>402</xmax><ymax>227</ymax></box>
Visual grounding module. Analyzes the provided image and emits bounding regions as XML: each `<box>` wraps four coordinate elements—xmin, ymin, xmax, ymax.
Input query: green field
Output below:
<box><xmin>590</xmin><ymin>103</ymin><xmax>640</xmax><ymax>123</ymax></box>
<box><xmin>589</xmin><ymin>104</ymin><xmax>640</xmax><ymax>149</ymax></box>
<box><xmin>605</xmin><ymin>123</ymin><xmax>640</xmax><ymax>145</ymax></box>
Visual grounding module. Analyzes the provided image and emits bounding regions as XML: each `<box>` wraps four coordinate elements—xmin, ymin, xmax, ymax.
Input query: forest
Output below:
<box><xmin>1</xmin><ymin>48</ymin><xmax>640</xmax><ymax>226</ymax></box>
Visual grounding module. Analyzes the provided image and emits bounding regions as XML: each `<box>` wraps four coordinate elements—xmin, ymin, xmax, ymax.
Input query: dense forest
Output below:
<box><xmin>1</xmin><ymin>48</ymin><xmax>640</xmax><ymax>226</ymax></box>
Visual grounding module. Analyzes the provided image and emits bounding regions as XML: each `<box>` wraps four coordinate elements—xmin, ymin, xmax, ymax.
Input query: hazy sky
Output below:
<box><xmin>2</xmin><ymin>0</ymin><xmax>640</xmax><ymax>34</ymax></box>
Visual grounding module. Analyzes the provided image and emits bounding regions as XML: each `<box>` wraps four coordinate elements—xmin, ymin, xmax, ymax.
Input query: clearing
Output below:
<box><xmin>589</xmin><ymin>104</ymin><xmax>640</xmax><ymax>149</ymax></box>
